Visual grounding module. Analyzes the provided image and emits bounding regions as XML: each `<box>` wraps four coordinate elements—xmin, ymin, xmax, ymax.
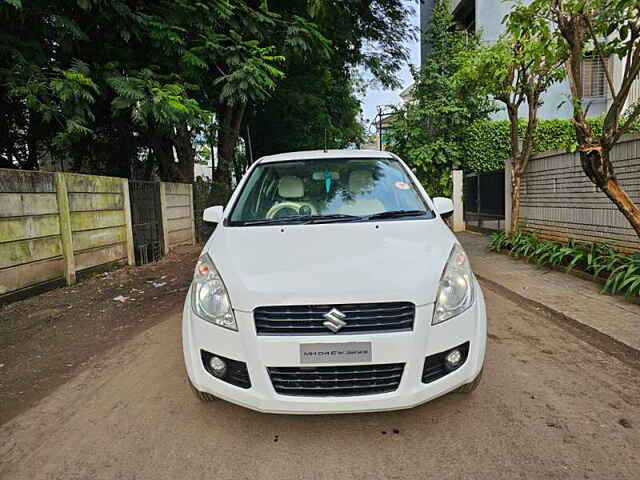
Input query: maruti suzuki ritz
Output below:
<box><xmin>183</xmin><ymin>149</ymin><xmax>486</xmax><ymax>414</ymax></box>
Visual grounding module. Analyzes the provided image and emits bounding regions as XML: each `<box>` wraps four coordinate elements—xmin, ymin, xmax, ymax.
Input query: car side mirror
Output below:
<box><xmin>433</xmin><ymin>197</ymin><xmax>454</xmax><ymax>219</ymax></box>
<box><xmin>203</xmin><ymin>205</ymin><xmax>224</xmax><ymax>224</ymax></box>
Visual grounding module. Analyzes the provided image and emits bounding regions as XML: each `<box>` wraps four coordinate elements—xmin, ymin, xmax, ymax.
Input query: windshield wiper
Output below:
<box><xmin>237</xmin><ymin>216</ymin><xmax>311</xmax><ymax>226</ymax></box>
<box><xmin>366</xmin><ymin>210</ymin><xmax>428</xmax><ymax>220</ymax></box>
<box><xmin>237</xmin><ymin>214</ymin><xmax>362</xmax><ymax>226</ymax></box>
<box><xmin>302</xmin><ymin>214</ymin><xmax>363</xmax><ymax>224</ymax></box>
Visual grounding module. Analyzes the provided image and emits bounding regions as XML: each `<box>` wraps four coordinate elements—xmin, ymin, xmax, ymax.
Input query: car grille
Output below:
<box><xmin>254</xmin><ymin>302</ymin><xmax>415</xmax><ymax>335</ymax></box>
<box><xmin>267</xmin><ymin>363</ymin><xmax>405</xmax><ymax>397</ymax></box>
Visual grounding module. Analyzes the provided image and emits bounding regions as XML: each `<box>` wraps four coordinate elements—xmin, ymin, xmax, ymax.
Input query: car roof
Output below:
<box><xmin>257</xmin><ymin>149</ymin><xmax>395</xmax><ymax>164</ymax></box>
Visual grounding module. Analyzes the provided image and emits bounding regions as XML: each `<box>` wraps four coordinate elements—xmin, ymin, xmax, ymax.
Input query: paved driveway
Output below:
<box><xmin>1</xmin><ymin>283</ymin><xmax>638</xmax><ymax>480</ymax></box>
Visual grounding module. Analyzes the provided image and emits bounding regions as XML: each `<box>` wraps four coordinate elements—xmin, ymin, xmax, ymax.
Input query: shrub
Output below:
<box><xmin>488</xmin><ymin>231</ymin><xmax>640</xmax><ymax>298</ymax></box>
<box><xmin>464</xmin><ymin>117</ymin><xmax>640</xmax><ymax>173</ymax></box>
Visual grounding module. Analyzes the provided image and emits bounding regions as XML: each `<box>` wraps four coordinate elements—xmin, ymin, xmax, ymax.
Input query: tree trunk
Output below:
<box><xmin>149</xmin><ymin>131</ymin><xmax>177</xmax><ymax>181</ymax></box>
<box><xmin>506</xmin><ymin>103</ymin><xmax>523</xmax><ymax>234</ymax></box>
<box><xmin>213</xmin><ymin>102</ymin><xmax>246</xmax><ymax>205</ymax></box>
<box><xmin>24</xmin><ymin>122</ymin><xmax>40</xmax><ymax>170</ymax></box>
<box><xmin>112</xmin><ymin>120</ymin><xmax>138</xmax><ymax>178</ymax></box>
<box><xmin>603</xmin><ymin>178</ymin><xmax>640</xmax><ymax>236</ymax></box>
<box><xmin>173</xmin><ymin>124</ymin><xmax>196</xmax><ymax>183</ymax></box>
<box><xmin>207</xmin><ymin>123</ymin><xmax>216</xmax><ymax>180</ymax></box>
<box><xmin>510</xmin><ymin>162</ymin><xmax>522</xmax><ymax>233</ymax></box>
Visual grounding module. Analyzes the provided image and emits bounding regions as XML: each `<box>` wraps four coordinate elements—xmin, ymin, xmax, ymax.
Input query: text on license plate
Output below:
<box><xmin>300</xmin><ymin>342</ymin><xmax>372</xmax><ymax>364</ymax></box>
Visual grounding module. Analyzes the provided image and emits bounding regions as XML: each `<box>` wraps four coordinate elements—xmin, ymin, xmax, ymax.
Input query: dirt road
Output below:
<box><xmin>0</xmin><ymin>246</ymin><xmax>199</xmax><ymax>424</ymax></box>
<box><xmin>1</xmin><ymin>282</ymin><xmax>638</xmax><ymax>479</ymax></box>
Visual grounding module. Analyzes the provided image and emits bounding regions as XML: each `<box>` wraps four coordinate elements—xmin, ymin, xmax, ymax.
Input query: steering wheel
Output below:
<box><xmin>266</xmin><ymin>202</ymin><xmax>317</xmax><ymax>219</ymax></box>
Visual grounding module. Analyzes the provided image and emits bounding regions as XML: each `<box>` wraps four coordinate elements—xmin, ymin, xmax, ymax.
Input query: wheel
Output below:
<box><xmin>456</xmin><ymin>366</ymin><xmax>483</xmax><ymax>393</ymax></box>
<box><xmin>188</xmin><ymin>375</ymin><xmax>217</xmax><ymax>402</ymax></box>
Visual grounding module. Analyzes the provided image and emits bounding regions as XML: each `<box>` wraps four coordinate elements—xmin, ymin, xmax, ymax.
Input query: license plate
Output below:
<box><xmin>300</xmin><ymin>342</ymin><xmax>372</xmax><ymax>364</ymax></box>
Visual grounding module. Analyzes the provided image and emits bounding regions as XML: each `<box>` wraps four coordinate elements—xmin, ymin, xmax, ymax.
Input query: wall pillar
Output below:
<box><xmin>121</xmin><ymin>178</ymin><xmax>135</xmax><ymax>266</ymax></box>
<box><xmin>54</xmin><ymin>173</ymin><xmax>76</xmax><ymax>285</ymax></box>
<box><xmin>188</xmin><ymin>184</ymin><xmax>196</xmax><ymax>246</ymax></box>
<box><xmin>159</xmin><ymin>182</ymin><xmax>170</xmax><ymax>254</ymax></box>
<box><xmin>452</xmin><ymin>169</ymin><xmax>465</xmax><ymax>232</ymax></box>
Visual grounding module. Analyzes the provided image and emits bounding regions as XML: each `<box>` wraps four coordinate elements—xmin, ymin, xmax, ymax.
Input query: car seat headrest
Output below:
<box><xmin>349</xmin><ymin>169</ymin><xmax>375</xmax><ymax>194</ymax></box>
<box><xmin>278</xmin><ymin>176</ymin><xmax>304</xmax><ymax>198</ymax></box>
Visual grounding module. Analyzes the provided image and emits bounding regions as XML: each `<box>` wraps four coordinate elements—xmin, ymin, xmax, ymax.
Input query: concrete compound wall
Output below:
<box><xmin>160</xmin><ymin>182</ymin><xmax>196</xmax><ymax>252</ymax></box>
<box><xmin>0</xmin><ymin>170</ymin><xmax>65</xmax><ymax>295</ymax></box>
<box><xmin>518</xmin><ymin>134</ymin><xmax>640</xmax><ymax>251</ymax></box>
<box><xmin>64</xmin><ymin>173</ymin><xmax>134</xmax><ymax>275</ymax></box>
<box><xmin>0</xmin><ymin>169</ymin><xmax>195</xmax><ymax>300</ymax></box>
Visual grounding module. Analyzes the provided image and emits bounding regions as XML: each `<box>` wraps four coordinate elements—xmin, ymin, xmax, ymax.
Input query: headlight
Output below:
<box><xmin>191</xmin><ymin>253</ymin><xmax>237</xmax><ymax>330</ymax></box>
<box><xmin>432</xmin><ymin>244</ymin><xmax>474</xmax><ymax>325</ymax></box>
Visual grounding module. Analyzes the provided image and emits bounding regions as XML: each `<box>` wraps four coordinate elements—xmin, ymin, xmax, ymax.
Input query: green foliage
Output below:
<box><xmin>487</xmin><ymin>231</ymin><xmax>511</xmax><ymax>252</ymax></box>
<box><xmin>107</xmin><ymin>71</ymin><xmax>209</xmax><ymax>128</ymax></box>
<box><xmin>250</xmin><ymin>61</ymin><xmax>365</xmax><ymax>156</ymax></box>
<box><xmin>0</xmin><ymin>0</ymin><xmax>299</xmax><ymax>175</ymax></box>
<box><xmin>0</xmin><ymin>0</ymin><xmax>327</xmax><ymax>178</ymax></box>
<box><xmin>464</xmin><ymin>117</ymin><xmax>640</xmax><ymax>172</ymax></box>
<box><xmin>249</xmin><ymin>0</ymin><xmax>414</xmax><ymax>158</ymax></box>
<box><xmin>488</xmin><ymin>231</ymin><xmax>640</xmax><ymax>298</ymax></box>
<box><xmin>1</xmin><ymin>0</ymin><xmax>415</xmax><ymax>183</ymax></box>
<box><xmin>388</xmin><ymin>0</ymin><xmax>493</xmax><ymax>196</ymax></box>
<box><xmin>305</xmin><ymin>0</ymin><xmax>416</xmax><ymax>89</ymax></box>
<box><xmin>460</xmin><ymin>19</ymin><xmax>565</xmax><ymax>109</ymax></box>
<box><xmin>8</xmin><ymin>59</ymin><xmax>100</xmax><ymax>151</ymax></box>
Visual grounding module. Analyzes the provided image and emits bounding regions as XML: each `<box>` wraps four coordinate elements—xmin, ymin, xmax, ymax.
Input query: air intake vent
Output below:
<box><xmin>268</xmin><ymin>363</ymin><xmax>404</xmax><ymax>397</ymax></box>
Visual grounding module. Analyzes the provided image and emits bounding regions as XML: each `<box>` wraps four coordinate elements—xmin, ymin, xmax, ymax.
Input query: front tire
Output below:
<box><xmin>456</xmin><ymin>366</ymin><xmax>483</xmax><ymax>393</ymax></box>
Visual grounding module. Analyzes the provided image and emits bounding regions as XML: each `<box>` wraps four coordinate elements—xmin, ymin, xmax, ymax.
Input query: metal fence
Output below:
<box><xmin>128</xmin><ymin>181</ymin><xmax>163</xmax><ymax>265</ymax></box>
<box><xmin>463</xmin><ymin>171</ymin><xmax>505</xmax><ymax>232</ymax></box>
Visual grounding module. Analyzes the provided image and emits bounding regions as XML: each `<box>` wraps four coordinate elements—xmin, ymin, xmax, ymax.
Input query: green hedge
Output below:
<box><xmin>463</xmin><ymin>116</ymin><xmax>640</xmax><ymax>172</ymax></box>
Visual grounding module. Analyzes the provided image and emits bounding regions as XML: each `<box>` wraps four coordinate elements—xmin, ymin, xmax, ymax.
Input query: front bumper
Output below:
<box><xmin>182</xmin><ymin>285</ymin><xmax>487</xmax><ymax>414</ymax></box>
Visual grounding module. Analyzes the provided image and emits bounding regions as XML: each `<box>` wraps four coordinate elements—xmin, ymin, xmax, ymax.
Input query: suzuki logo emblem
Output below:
<box><xmin>322</xmin><ymin>308</ymin><xmax>347</xmax><ymax>333</ymax></box>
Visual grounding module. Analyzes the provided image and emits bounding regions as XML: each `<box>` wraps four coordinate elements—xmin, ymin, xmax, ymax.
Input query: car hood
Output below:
<box><xmin>207</xmin><ymin>219</ymin><xmax>456</xmax><ymax>311</ymax></box>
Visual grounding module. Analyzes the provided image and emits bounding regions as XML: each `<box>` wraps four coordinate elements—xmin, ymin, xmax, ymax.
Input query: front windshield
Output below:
<box><xmin>228</xmin><ymin>157</ymin><xmax>432</xmax><ymax>225</ymax></box>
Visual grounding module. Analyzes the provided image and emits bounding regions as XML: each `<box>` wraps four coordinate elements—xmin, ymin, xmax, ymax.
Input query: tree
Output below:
<box><xmin>389</xmin><ymin>0</ymin><xmax>493</xmax><ymax>196</ymax></box>
<box><xmin>248</xmin><ymin>0</ymin><xmax>415</xmax><ymax>167</ymax></box>
<box><xmin>208</xmin><ymin>5</ymin><xmax>329</xmax><ymax>202</ymax></box>
<box><xmin>0</xmin><ymin>0</ymin><xmax>322</xmax><ymax>184</ymax></box>
<box><xmin>460</xmin><ymin>15</ymin><xmax>565</xmax><ymax>232</ymax></box>
<box><xmin>1</xmin><ymin>0</ymin><xmax>416</xmax><ymax>196</ymax></box>
<box><xmin>250</xmin><ymin>60</ymin><xmax>365</xmax><ymax>158</ymax></box>
<box><xmin>1</xmin><ymin>0</ymin><xmax>218</xmax><ymax>177</ymax></box>
<box><xmin>514</xmin><ymin>0</ymin><xmax>640</xmax><ymax>237</ymax></box>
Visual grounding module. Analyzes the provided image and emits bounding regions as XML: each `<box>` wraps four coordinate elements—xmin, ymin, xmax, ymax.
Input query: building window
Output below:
<box><xmin>581</xmin><ymin>55</ymin><xmax>608</xmax><ymax>97</ymax></box>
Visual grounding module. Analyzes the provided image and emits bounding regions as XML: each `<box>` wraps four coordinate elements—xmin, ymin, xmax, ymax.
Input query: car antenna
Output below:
<box><xmin>324</xmin><ymin>128</ymin><xmax>328</xmax><ymax>153</ymax></box>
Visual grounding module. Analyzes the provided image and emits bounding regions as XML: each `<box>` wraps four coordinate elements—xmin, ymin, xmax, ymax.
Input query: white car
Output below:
<box><xmin>183</xmin><ymin>149</ymin><xmax>486</xmax><ymax>414</ymax></box>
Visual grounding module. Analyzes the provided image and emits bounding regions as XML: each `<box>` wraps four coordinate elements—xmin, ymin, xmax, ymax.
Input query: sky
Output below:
<box><xmin>360</xmin><ymin>2</ymin><xmax>421</xmax><ymax>134</ymax></box>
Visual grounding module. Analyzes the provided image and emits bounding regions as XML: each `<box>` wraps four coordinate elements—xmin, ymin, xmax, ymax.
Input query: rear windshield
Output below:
<box><xmin>228</xmin><ymin>157</ymin><xmax>431</xmax><ymax>225</ymax></box>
